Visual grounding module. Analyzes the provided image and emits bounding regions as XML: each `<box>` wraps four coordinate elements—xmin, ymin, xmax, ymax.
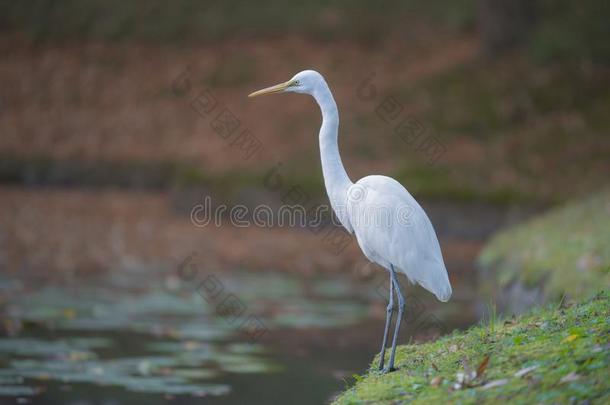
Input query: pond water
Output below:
<box><xmin>0</xmin><ymin>259</ymin><xmax>477</xmax><ymax>405</ymax></box>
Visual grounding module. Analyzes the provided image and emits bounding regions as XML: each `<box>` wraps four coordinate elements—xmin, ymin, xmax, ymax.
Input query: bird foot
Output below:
<box><xmin>380</xmin><ymin>366</ymin><xmax>398</xmax><ymax>374</ymax></box>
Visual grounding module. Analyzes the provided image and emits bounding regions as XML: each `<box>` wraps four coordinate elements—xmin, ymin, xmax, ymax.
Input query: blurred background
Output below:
<box><xmin>0</xmin><ymin>1</ymin><xmax>608</xmax><ymax>404</ymax></box>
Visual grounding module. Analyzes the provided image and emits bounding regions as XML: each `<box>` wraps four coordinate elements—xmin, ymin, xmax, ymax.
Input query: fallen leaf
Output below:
<box><xmin>430</xmin><ymin>376</ymin><xmax>442</xmax><ymax>387</ymax></box>
<box><xmin>560</xmin><ymin>372</ymin><xmax>581</xmax><ymax>383</ymax></box>
<box><xmin>563</xmin><ymin>334</ymin><xmax>579</xmax><ymax>343</ymax></box>
<box><xmin>514</xmin><ymin>365</ymin><xmax>539</xmax><ymax>378</ymax></box>
<box><xmin>476</xmin><ymin>355</ymin><xmax>490</xmax><ymax>378</ymax></box>
<box><xmin>481</xmin><ymin>379</ymin><xmax>509</xmax><ymax>390</ymax></box>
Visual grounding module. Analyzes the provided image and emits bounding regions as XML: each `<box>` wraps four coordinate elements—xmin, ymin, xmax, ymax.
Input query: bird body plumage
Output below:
<box><xmin>347</xmin><ymin>176</ymin><xmax>452</xmax><ymax>302</ymax></box>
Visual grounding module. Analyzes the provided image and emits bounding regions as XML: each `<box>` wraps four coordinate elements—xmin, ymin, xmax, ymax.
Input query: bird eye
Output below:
<box><xmin>293</xmin><ymin>80</ymin><xmax>300</xmax><ymax>86</ymax></box>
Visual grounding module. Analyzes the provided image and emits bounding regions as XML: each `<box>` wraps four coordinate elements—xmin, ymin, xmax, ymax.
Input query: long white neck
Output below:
<box><xmin>312</xmin><ymin>82</ymin><xmax>353</xmax><ymax>229</ymax></box>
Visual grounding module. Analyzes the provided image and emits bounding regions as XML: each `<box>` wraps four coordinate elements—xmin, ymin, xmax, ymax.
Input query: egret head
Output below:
<box><xmin>248</xmin><ymin>70</ymin><xmax>325</xmax><ymax>98</ymax></box>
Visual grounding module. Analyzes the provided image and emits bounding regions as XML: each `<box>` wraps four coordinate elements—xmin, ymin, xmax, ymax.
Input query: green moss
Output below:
<box><xmin>530</xmin><ymin>0</ymin><xmax>610</xmax><ymax>64</ymax></box>
<box><xmin>402</xmin><ymin>59</ymin><xmax>610</xmax><ymax>139</ymax></box>
<box><xmin>333</xmin><ymin>292</ymin><xmax>610</xmax><ymax>405</ymax></box>
<box><xmin>394</xmin><ymin>165</ymin><xmax>534</xmax><ymax>205</ymax></box>
<box><xmin>479</xmin><ymin>190</ymin><xmax>610</xmax><ymax>301</ymax></box>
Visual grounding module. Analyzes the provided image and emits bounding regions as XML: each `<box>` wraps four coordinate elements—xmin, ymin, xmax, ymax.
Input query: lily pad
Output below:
<box><xmin>0</xmin><ymin>385</ymin><xmax>38</xmax><ymax>396</ymax></box>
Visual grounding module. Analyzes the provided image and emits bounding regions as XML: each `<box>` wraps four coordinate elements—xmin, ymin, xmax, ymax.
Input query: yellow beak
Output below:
<box><xmin>248</xmin><ymin>80</ymin><xmax>294</xmax><ymax>98</ymax></box>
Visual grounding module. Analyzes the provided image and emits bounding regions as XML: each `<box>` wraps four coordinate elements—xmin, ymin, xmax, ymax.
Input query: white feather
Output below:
<box><xmin>347</xmin><ymin>176</ymin><xmax>451</xmax><ymax>301</ymax></box>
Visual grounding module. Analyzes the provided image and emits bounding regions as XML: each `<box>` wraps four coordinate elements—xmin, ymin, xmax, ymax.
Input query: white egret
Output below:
<box><xmin>249</xmin><ymin>70</ymin><xmax>451</xmax><ymax>373</ymax></box>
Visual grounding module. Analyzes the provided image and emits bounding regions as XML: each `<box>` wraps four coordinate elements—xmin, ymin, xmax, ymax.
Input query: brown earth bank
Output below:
<box><xmin>0</xmin><ymin>33</ymin><xmax>474</xmax><ymax>174</ymax></box>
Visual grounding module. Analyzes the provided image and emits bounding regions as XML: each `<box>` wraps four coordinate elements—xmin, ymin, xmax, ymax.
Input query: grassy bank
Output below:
<box><xmin>478</xmin><ymin>190</ymin><xmax>610</xmax><ymax>303</ymax></box>
<box><xmin>333</xmin><ymin>292</ymin><xmax>609</xmax><ymax>404</ymax></box>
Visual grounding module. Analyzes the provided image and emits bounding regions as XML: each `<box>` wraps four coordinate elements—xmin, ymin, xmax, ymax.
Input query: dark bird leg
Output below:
<box><xmin>384</xmin><ymin>265</ymin><xmax>405</xmax><ymax>373</ymax></box>
<box><xmin>378</xmin><ymin>270</ymin><xmax>395</xmax><ymax>370</ymax></box>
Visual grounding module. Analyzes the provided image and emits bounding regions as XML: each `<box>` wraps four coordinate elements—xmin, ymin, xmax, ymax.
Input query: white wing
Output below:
<box><xmin>345</xmin><ymin>175</ymin><xmax>452</xmax><ymax>302</ymax></box>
